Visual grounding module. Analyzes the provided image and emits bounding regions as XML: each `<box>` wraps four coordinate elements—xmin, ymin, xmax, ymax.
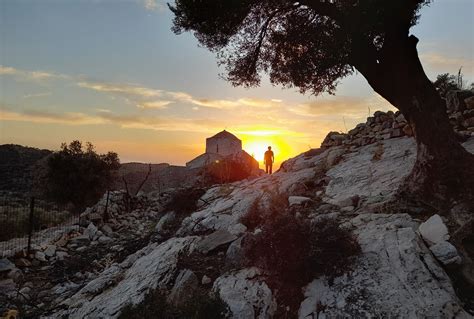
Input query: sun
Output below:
<box><xmin>244</xmin><ymin>141</ymin><xmax>268</xmax><ymax>162</ymax></box>
<box><xmin>240</xmin><ymin>132</ymin><xmax>292</xmax><ymax>167</ymax></box>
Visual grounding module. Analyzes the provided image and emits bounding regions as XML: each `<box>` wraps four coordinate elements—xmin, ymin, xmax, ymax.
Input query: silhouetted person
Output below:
<box><xmin>264</xmin><ymin>146</ymin><xmax>274</xmax><ymax>174</ymax></box>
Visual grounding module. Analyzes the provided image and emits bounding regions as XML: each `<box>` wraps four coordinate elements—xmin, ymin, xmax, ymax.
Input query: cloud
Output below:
<box><xmin>136</xmin><ymin>100</ymin><xmax>172</xmax><ymax>109</ymax></box>
<box><xmin>23</xmin><ymin>92</ymin><xmax>52</xmax><ymax>99</ymax></box>
<box><xmin>141</xmin><ymin>0</ymin><xmax>165</xmax><ymax>11</ymax></box>
<box><xmin>289</xmin><ymin>94</ymin><xmax>395</xmax><ymax>119</ymax></box>
<box><xmin>1</xmin><ymin>65</ymin><xmax>286</xmax><ymax>111</ymax></box>
<box><xmin>77</xmin><ymin>81</ymin><xmax>163</xmax><ymax>98</ymax></box>
<box><xmin>0</xmin><ymin>107</ymin><xmax>221</xmax><ymax>133</ymax></box>
<box><xmin>420</xmin><ymin>53</ymin><xmax>474</xmax><ymax>75</ymax></box>
<box><xmin>237</xmin><ymin>98</ymin><xmax>282</xmax><ymax>108</ymax></box>
<box><xmin>0</xmin><ymin>66</ymin><xmax>17</xmax><ymax>75</ymax></box>
<box><xmin>166</xmin><ymin>91</ymin><xmax>284</xmax><ymax>110</ymax></box>
<box><xmin>79</xmin><ymin>80</ymin><xmax>285</xmax><ymax>110</ymax></box>
<box><xmin>96</xmin><ymin>111</ymin><xmax>221</xmax><ymax>132</ymax></box>
<box><xmin>0</xmin><ymin>65</ymin><xmax>65</xmax><ymax>81</ymax></box>
<box><xmin>1</xmin><ymin>65</ymin><xmax>70</xmax><ymax>82</ymax></box>
<box><xmin>0</xmin><ymin>109</ymin><xmax>105</xmax><ymax>125</ymax></box>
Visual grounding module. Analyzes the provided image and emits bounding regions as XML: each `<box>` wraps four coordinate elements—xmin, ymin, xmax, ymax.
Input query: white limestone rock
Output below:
<box><xmin>155</xmin><ymin>211</ymin><xmax>176</xmax><ymax>233</ymax></box>
<box><xmin>213</xmin><ymin>268</ymin><xmax>277</xmax><ymax>319</ymax></box>
<box><xmin>196</xmin><ymin>229</ymin><xmax>238</xmax><ymax>254</ymax></box>
<box><xmin>324</xmin><ymin>138</ymin><xmax>416</xmax><ymax>205</ymax></box>
<box><xmin>44</xmin><ymin>245</ymin><xmax>56</xmax><ymax>257</ymax></box>
<box><xmin>202</xmin><ymin>275</ymin><xmax>212</xmax><ymax>285</ymax></box>
<box><xmin>299</xmin><ymin>213</ymin><xmax>469</xmax><ymax>318</ymax></box>
<box><xmin>430</xmin><ymin>241</ymin><xmax>462</xmax><ymax>266</ymax></box>
<box><xmin>288</xmin><ymin>196</ymin><xmax>312</xmax><ymax>206</ymax></box>
<box><xmin>167</xmin><ymin>269</ymin><xmax>199</xmax><ymax>307</ymax></box>
<box><xmin>55</xmin><ymin>236</ymin><xmax>198</xmax><ymax>319</ymax></box>
<box><xmin>85</xmin><ymin>223</ymin><xmax>98</xmax><ymax>240</ymax></box>
<box><xmin>418</xmin><ymin>214</ymin><xmax>449</xmax><ymax>246</ymax></box>
<box><xmin>35</xmin><ymin>251</ymin><xmax>47</xmax><ymax>262</ymax></box>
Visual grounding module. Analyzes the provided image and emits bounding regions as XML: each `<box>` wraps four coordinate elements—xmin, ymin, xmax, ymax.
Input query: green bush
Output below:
<box><xmin>242</xmin><ymin>213</ymin><xmax>361</xmax><ymax>315</ymax></box>
<box><xmin>39</xmin><ymin>141</ymin><xmax>120</xmax><ymax>211</ymax></box>
<box><xmin>240</xmin><ymin>192</ymin><xmax>288</xmax><ymax>231</ymax></box>
<box><xmin>119</xmin><ymin>288</ymin><xmax>229</xmax><ymax>319</ymax></box>
<box><xmin>165</xmin><ymin>188</ymin><xmax>206</xmax><ymax>215</ymax></box>
<box><xmin>202</xmin><ymin>159</ymin><xmax>252</xmax><ymax>184</ymax></box>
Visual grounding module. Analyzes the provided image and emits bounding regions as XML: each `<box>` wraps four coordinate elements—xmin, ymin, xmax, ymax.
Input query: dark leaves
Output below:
<box><xmin>170</xmin><ymin>0</ymin><xmax>431</xmax><ymax>95</ymax></box>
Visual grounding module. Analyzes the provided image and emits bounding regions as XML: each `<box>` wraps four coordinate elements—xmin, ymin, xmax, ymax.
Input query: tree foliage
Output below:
<box><xmin>433</xmin><ymin>73</ymin><xmax>461</xmax><ymax>98</ymax></box>
<box><xmin>170</xmin><ymin>0</ymin><xmax>431</xmax><ymax>96</ymax></box>
<box><xmin>42</xmin><ymin>141</ymin><xmax>120</xmax><ymax>210</ymax></box>
<box><xmin>433</xmin><ymin>68</ymin><xmax>473</xmax><ymax>98</ymax></box>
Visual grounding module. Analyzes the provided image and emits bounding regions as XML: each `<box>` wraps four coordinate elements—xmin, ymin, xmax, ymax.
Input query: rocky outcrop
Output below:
<box><xmin>213</xmin><ymin>268</ymin><xmax>277</xmax><ymax>319</ymax></box>
<box><xmin>321</xmin><ymin>92</ymin><xmax>474</xmax><ymax>150</ymax></box>
<box><xmin>52</xmin><ymin>236</ymin><xmax>198</xmax><ymax>318</ymax></box>
<box><xmin>324</xmin><ymin>137</ymin><xmax>416</xmax><ymax>207</ymax></box>
<box><xmin>299</xmin><ymin>213</ymin><xmax>469</xmax><ymax>318</ymax></box>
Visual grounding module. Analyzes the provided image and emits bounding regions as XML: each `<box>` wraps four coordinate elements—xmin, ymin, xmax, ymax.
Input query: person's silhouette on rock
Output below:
<box><xmin>264</xmin><ymin>146</ymin><xmax>274</xmax><ymax>174</ymax></box>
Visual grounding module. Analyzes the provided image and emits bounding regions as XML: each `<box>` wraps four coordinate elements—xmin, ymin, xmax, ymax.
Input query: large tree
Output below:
<box><xmin>169</xmin><ymin>0</ymin><xmax>474</xmax><ymax>209</ymax></box>
<box><xmin>41</xmin><ymin>141</ymin><xmax>120</xmax><ymax>211</ymax></box>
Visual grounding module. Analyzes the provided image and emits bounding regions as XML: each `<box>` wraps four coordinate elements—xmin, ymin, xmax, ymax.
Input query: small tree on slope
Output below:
<box><xmin>169</xmin><ymin>0</ymin><xmax>474</xmax><ymax>209</ymax></box>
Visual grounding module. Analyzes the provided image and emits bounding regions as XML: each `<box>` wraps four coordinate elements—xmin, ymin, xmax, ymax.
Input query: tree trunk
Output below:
<box><xmin>355</xmin><ymin>35</ymin><xmax>474</xmax><ymax>210</ymax></box>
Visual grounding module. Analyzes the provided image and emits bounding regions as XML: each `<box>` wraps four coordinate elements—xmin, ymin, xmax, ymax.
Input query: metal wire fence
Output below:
<box><xmin>0</xmin><ymin>196</ymin><xmax>79</xmax><ymax>257</ymax></box>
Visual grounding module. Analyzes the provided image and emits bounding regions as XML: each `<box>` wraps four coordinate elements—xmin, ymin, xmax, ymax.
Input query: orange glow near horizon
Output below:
<box><xmin>241</xmin><ymin>132</ymin><xmax>293</xmax><ymax>167</ymax></box>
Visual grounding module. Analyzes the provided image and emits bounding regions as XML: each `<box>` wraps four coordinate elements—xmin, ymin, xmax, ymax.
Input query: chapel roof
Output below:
<box><xmin>208</xmin><ymin>130</ymin><xmax>240</xmax><ymax>141</ymax></box>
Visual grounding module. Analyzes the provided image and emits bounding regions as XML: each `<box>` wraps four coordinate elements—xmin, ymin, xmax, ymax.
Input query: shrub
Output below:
<box><xmin>165</xmin><ymin>188</ymin><xmax>206</xmax><ymax>215</ymax></box>
<box><xmin>37</xmin><ymin>141</ymin><xmax>120</xmax><ymax>211</ymax></box>
<box><xmin>239</xmin><ymin>198</ymin><xmax>263</xmax><ymax>231</ymax></box>
<box><xmin>243</xmin><ymin>213</ymin><xmax>311</xmax><ymax>285</ymax></box>
<box><xmin>242</xmin><ymin>213</ymin><xmax>361</xmax><ymax>314</ymax></box>
<box><xmin>240</xmin><ymin>192</ymin><xmax>288</xmax><ymax>231</ymax></box>
<box><xmin>308</xmin><ymin>218</ymin><xmax>361</xmax><ymax>279</ymax></box>
<box><xmin>202</xmin><ymin>159</ymin><xmax>251</xmax><ymax>184</ymax></box>
<box><xmin>119</xmin><ymin>288</ymin><xmax>229</xmax><ymax>319</ymax></box>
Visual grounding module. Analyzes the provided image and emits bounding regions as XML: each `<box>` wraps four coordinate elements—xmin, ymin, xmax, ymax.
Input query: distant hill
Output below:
<box><xmin>0</xmin><ymin>144</ymin><xmax>52</xmax><ymax>194</ymax></box>
<box><xmin>111</xmin><ymin>162</ymin><xmax>197</xmax><ymax>194</ymax></box>
<box><xmin>0</xmin><ymin>144</ymin><xmax>198</xmax><ymax>195</ymax></box>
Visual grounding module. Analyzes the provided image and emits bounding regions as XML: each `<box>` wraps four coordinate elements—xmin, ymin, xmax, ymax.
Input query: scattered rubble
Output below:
<box><xmin>321</xmin><ymin>91</ymin><xmax>474</xmax><ymax>150</ymax></box>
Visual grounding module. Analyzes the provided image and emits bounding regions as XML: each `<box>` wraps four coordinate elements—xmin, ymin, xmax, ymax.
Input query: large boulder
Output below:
<box><xmin>213</xmin><ymin>268</ymin><xmax>276</xmax><ymax>319</ymax></box>
<box><xmin>196</xmin><ymin>230</ymin><xmax>238</xmax><ymax>254</ymax></box>
<box><xmin>418</xmin><ymin>214</ymin><xmax>449</xmax><ymax>246</ymax></box>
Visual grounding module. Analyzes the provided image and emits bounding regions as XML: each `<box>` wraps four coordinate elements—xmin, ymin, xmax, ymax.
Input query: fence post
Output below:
<box><xmin>27</xmin><ymin>197</ymin><xmax>35</xmax><ymax>256</ymax></box>
<box><xmin>103</xmin><ymin>190</ymin><xmax>110</xmax><ymax>221</ymax></box>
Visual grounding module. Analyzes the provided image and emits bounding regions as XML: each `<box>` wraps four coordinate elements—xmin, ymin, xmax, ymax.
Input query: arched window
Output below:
<box><xmin>216</xmin><ymin>144</ymin><xmax>219</xmax><ymax>153</ymax></box>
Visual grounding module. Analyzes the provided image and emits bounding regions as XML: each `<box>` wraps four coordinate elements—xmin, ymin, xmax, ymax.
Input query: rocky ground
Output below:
<box><xmin>1</xmin><ymin>94</ymin><xmax>474</xmax><ymax>318</ymax></box>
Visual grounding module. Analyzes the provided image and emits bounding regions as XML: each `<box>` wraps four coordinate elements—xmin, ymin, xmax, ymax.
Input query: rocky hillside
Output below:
<box><xmin>1</xmin><ymin>91</ymin><xmax>474</xmax><ymax>318</ymax></box>
<box><xmin>1</xmin><ymin>128</ymin><xmax>473</xmax><ymax>318</ymax></box>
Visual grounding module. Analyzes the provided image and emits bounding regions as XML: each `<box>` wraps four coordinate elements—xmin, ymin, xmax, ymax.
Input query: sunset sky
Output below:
<box><xmin>1</xmin><ymin>0</ymin><xmax>473</xmax><ymax>166</ymax></box>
